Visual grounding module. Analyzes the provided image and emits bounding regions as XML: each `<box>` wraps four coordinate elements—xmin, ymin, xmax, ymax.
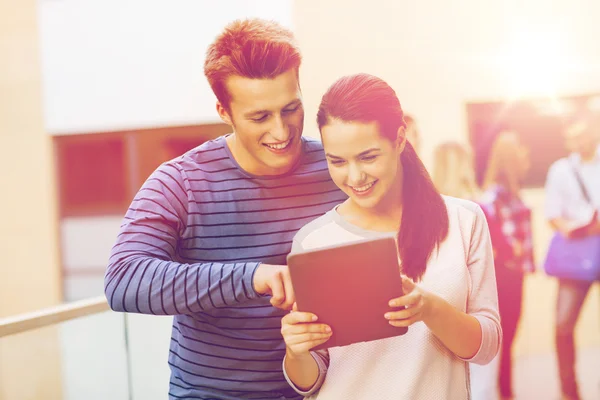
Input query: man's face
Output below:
<box><xmin>218</xmin><ymin>69</ymin><xmax>304</xmax><ymax>176</ymax></box>
<box><xmin>564</xmin><ymin>121</ymin><xmax>599</xmax><ymax>158</ymax></box>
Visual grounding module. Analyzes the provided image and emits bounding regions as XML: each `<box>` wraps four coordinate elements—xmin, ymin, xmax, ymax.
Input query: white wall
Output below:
<box><xmin>38</xmin><ymin>0</ymin><xmax>293</xmax><ymax>134</ymax></box>
<box><xmin>0</xmin><ymin>0</ymin><xmax>63</xmax><ymax>397</ymax></box>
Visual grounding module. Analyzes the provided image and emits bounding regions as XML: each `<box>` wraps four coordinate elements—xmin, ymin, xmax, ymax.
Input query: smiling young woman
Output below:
<box><xmin>280</xmin><ymin>73</ymin><xmax>502</xmax><ymax>400</ymax></box>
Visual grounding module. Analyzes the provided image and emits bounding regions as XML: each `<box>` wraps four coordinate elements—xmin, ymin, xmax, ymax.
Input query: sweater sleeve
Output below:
<box><xmin>282</xmin><ymin>350</ymin><xmax>330</xmax><ymax>396</ymax></box>
<box><xmin>104</xmin><ymin>163</ymin><xmax>262</xmax><ymax>315</ymax></box>
<box><xmin>460</xmin><ymin>205</ymin><xmax>502</xmax><ymax>365</ymax></box>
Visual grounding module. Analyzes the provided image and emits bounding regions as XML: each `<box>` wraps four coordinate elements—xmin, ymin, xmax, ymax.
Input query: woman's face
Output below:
<box><xmin>491</xmin><ymin>132</ymin><xmax>530</xmax><ymax>187</ymax></box>
<box><xmin>321</xmin><ymin>119</ymin><xmax>404</xmax><ymax>211</ymax></box>
<box><xmin>565</xmin><ymin>122</ymin><xmax>599</xmax><ymax>159</ymax></box>
<box><xmin>504</xmin><ymin>134</ymin><xmax>530</xmax><ymax>180</ymax></box>
<box><xmin>515</xmin><ymin>141</ymin><xmax>530</xmax><ymax>179</ymax></box>
<box><xmin>450</xmin><ymin>149</ymin><xmax>475</xmax><ymax>185</ymax></box>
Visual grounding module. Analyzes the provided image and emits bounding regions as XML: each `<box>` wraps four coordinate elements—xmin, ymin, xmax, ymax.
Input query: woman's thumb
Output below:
<box><xmin>402</xmin><ymin>275</ymin><xmax>415</xmax><ymax>292</ymax></box>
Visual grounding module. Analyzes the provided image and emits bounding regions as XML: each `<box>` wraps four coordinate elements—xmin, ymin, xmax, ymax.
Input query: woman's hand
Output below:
<box><xmin>384</xmin><ymin>276</ymin><xmax>439</xmax><ymax>327</ymax></box>
<box><xmin>281</xmin><ymin>303</ymin><xmax>332</xmax><ymax>357</ymax></box>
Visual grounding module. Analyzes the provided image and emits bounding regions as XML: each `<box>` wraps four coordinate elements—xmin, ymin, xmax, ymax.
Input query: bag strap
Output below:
<box><xmin>569</xmin><ymin>158</ymin><xmax>592</xmax><ymax>205</ymax></box>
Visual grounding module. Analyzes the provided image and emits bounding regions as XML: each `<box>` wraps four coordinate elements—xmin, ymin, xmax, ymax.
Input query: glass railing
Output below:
<box><xmin>0</xmin><ymin>297</ymin><xmax>172</xmax><ymax>400</ymax></box>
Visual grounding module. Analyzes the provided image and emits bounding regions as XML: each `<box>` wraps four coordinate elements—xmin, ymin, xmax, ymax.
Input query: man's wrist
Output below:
<box><xmin>246</xmin><ymin>262</ymin><xmax>263</xmax><ymax>298</ymax></box>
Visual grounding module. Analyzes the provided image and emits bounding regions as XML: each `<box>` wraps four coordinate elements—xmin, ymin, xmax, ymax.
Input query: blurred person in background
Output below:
<box><xmin>433</xmin><ymin>141</ymin><xmax>500</xmax><ymax>399</ymax></box>
<box><xmin>104</xmin><ymin>18</ymin><xmax>346</xmax><ymax>400</ymax></box>
<box><xmin>544</xmin><ymin>113</ymin><xmax>600</xmax><ymax>400</ymax></box>
<box><xmin>432</xmin><ymin>141</ymin><xmax>480</xmax><ymax>200</ymax></box>
<box><xmin>404</xmin><ymin>114</ymin><xmax>421</xmax><ymax>155</ymax></box>
<box><xmin>478</xmin><ymin>130</ymin><xmax>534</xmax><ymax>400</ymax></box>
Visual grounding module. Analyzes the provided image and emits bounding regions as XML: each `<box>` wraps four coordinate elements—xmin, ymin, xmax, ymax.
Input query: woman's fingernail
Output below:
<box><xmin>312</xmin><ymin>315</ymin><xmax>318</xmax><ymax>322</ymax></box>
<box><xmin>384</xmin><ymin>313</ymin><xmax>391</xmax><ymax>319</ymax></box>
<box><xmin>389</xmin><ymin>301</ymin><xmax>396</xmax><ymax>307</ymax></box>
<box><xmin>325</xmin><ymin>326</ymin><xmax>331</xmax><ymax>333</ymax></box>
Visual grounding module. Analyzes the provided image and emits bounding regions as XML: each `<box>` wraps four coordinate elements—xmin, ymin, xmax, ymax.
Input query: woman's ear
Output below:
<box><xmin>396</xmin><ymin>126</ymin><xmax>407</xmax><ymax>154</ymax></box>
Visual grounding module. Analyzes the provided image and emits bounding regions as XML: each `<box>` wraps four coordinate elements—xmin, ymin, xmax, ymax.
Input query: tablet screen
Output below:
<box><xmin>287</xmin><ymin>236</ymin><xmax>406</xmax><ymax>350</ymax></box>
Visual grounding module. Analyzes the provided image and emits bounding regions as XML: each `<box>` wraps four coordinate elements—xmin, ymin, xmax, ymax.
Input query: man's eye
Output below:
<box><xmin>283</xmin><ymin>106</ymin><xmax>300</xmax><ymax>114</ymax></box>
<box><xmin>252</xmin><ymin>115</ymin><xmax>268</xmax><ymax>123</ymax></box>
<box><xmin>329</xmin><ymin>159</ymin><xmax>345</xmax><ymax>165</ymax></box>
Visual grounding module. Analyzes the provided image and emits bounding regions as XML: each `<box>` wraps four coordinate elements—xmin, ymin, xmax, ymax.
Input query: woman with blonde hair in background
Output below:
<box><xmin>433</xmin><ymin>141</ymin><xmax>500</xmax><ymax>399</ymax></box>
<box><xmin>478</xmin><ymin>130</ymin><xmax>534</xmax><ymax>400</ymax></box>
<box><xmin>432</xmin><ymin>141</ymin><xmax>480</xmax><ymax>200</ymax></box>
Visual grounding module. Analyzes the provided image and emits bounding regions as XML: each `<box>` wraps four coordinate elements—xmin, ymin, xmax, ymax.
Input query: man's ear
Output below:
<box><xmin>216</xmin><ymin>101</ymin><xmax>233</xmax><ymax>126</ymax></box>
<box><xmin>396</xmin><ymin>126</ymin><xmax>407</xmax><ymax>153</ymax></box>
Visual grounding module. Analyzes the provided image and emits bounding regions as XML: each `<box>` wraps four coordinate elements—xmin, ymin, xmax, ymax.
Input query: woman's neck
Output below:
<box><xmin>339</xmin><ymin>200</ymin><xmax>402</xmax><ymax>232</ymax></box>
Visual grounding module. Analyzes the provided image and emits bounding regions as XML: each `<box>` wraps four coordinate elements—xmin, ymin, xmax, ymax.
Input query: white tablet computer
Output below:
<box><xmin>287</xmin><ymin>236</ymin><xmax>407</xmax><ymax>350</ymax></box>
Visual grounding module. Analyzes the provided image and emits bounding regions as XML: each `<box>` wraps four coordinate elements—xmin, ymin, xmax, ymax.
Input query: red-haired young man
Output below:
<box><xmin>105</xmin><ymin>19</ymin><xmax>345</xmax><ymax>399</ymax></box>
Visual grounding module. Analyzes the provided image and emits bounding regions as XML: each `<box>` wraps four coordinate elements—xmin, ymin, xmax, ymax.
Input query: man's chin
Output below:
<box><xmin>262</xmin><ymin>153</ymin><xmax>301</xmax><ymax>175</ymax></box>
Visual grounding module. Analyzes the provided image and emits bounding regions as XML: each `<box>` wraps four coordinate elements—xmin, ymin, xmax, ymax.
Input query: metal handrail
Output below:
<box><xmin>0</xmin><ymin>296</ymin><xmax>109</xmax><ymax>338</ymax></box>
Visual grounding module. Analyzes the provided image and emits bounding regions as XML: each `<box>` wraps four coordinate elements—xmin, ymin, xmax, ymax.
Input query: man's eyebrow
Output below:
<box><xmin>283</xmin><ymin>99</ymin><xmax>302</xmax><ymax>108</ymax></box>
<box><xmin>245</xmin><ymin>109</ymin><xmax>270</xmax><ymax>118</ymax></box>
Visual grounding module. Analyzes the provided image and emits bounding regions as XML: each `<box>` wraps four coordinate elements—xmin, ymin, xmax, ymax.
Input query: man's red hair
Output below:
<box><xmin>204</xmin><ymin>19</ymin><xmax>301</xmax><ymax>108</ymax></box>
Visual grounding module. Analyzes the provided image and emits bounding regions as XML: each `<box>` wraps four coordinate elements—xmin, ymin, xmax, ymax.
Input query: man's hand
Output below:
<box><xmin>552</xmin><ymin>214</ymin><xmax>596</xmax><ymax>239</ymax></box>
<box><xmin>253</xmin><ymin>264</ymin><xmax>295</xmax><ymax>310</ymax></box>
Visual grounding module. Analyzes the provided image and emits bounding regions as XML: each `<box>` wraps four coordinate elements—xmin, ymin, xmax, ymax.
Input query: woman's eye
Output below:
<box><xmin>329</xmin><ymin>160</ymin><xmax>345</xmax><ymax>165</ymax></box>
<box><xmin>361</xmin><ymin>155</ymin><xmax>378</xmax><ymax>162</ymax></box>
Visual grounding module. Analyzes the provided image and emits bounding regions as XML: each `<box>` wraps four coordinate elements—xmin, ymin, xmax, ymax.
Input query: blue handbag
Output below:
<box><xmin>544</xmin><ymin>233</ymin><xmax>600</xmax><ymax>281</ymax></box>
<box><xmin>543</xmin><ymin>161</ymin><xmax>600</xmax><ymax>281</ymax></box>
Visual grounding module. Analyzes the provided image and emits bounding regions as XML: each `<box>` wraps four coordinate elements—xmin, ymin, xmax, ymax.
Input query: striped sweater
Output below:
<box><xmin>104</xmin><ymin>135</ymin><xmax>346</xmax><ymax>400</ymax></box>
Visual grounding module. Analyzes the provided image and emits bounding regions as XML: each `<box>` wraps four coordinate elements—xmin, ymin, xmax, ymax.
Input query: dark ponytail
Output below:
<box><xmin>398</xmin><ymin>140</ymin><xmax>448</xmax><ymax>280</ymax></box>
<box><xmin>317</xmin><ymin>73</ymin><xmax>449</xmax><ymax>281</ymax></box>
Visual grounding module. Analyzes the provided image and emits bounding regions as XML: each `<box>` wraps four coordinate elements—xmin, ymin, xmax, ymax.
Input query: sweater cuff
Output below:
<box><xmin>243</xmin><ymin>262</ymin><xmax>263</xmax><ymax>300</ymax></box>
<box><xmin>459</xmin><ymin>315</ymin><xmax>502</xmax><ymax>365</ymax></box>
<box><xmin>282</xmin><ymin>352</ymin><xmax>327</xmax><ymax>396</ymax></box>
